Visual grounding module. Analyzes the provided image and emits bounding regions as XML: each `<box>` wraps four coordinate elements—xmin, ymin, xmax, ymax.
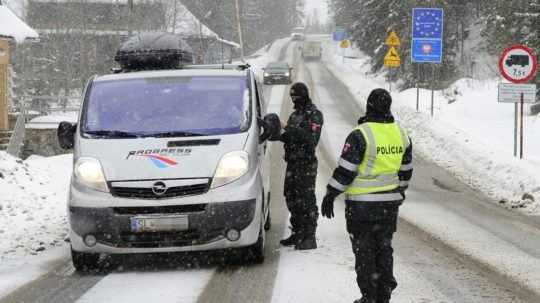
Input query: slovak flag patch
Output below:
<box><xmin>310</xmin><ymin>123</ymin><xmax>321</xmax><ymax>132</ymax></box>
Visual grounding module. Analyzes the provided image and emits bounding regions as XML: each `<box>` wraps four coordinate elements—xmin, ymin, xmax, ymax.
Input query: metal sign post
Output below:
<box><xmin>411</xmin><ymin>8</ymin><xmax>444</xmax><ymax>117</ymax></box>
<box><xmin>340</xmin><ymin>39</ymin><xmax>350</xmax><ymax>63</ymax></box>
<box><xmin>384</xmin><ymin>31</ymin><xmax>401</xmax><ymax>92</ymax></box>
<box><xmin>520</xmin><ymin>93</ymin><xmax>524</xmax><ymax>159</ymax></box>
<box><xmin>497</xmin><ymin>45</ymin><xmax>538</xmax><ymax>159</ymax></box>
<box><xmin>514</xmin><ymin>103</ymin><xmax>518</xmax><ymax>157</ymax></box>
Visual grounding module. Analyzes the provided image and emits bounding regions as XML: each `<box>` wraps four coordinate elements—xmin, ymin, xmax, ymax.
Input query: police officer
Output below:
<box><xmin>280</xmin><ymin>82</ymin><xmax>323</xmax><ymax>250</ymax></box>
<box><xmin>321</xmin><ymin>89</ymin><xmax>413</xmax><ymax>303</ymax></box>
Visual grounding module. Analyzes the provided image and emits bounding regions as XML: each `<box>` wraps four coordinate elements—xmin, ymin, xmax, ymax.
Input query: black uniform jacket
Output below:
<box><xmin>280</xmin><ymin>102</ymin><xmax>323</xmax><ymax>164</ymax></box>
<box><xmin>326</xmin><ymin>115</ymin><xmax>413</xmax><ymax>225</ymax></box>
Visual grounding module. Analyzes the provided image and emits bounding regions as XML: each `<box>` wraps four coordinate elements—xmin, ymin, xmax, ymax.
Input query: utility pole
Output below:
<box><xmin>127</xmin><ymin>0</ymin><xmax>133</xmax><ymax>36</ymax></box>
<box><xmin>234</xmin><ymin>0</ymin><xmax>245</xmax><ymax>61</ymax></box>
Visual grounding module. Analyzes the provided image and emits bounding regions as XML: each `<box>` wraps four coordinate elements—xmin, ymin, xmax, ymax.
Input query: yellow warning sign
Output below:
<box><xmin>384</xmin><ymin>46</ymin><xmax>400</xmax><ymax>68</ymax></box>
<box><xmin>340</xmin><ymin>39</ymin><xmax>350</xmax><ymax>49</ymax></box>
<box><xmin>384</xmin><ymin>31</ymin><xmax>401</xmax><ymax>47</ymax></box>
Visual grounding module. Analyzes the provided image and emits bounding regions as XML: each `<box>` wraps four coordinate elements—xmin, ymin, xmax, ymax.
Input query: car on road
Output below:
<box><xmin>263</xmin><ymin>62</ymin><xmax>293</xmax><ymax>85</ymax></box>
<box><xmin>57</xmin><ymin>33</ymin><xmax>278</xmax><ymax>271</ymax></box>
<box><xmin>291</xmin><ymin>27</ymin><xmax>306</xmax><ymax>41</ymax></box>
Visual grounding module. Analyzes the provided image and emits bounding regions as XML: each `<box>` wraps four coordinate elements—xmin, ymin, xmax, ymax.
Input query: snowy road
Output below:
<box><xmin>1</xmin><ymin>38</ymin><xmax>540</xmax><ymax>303</ymax></box>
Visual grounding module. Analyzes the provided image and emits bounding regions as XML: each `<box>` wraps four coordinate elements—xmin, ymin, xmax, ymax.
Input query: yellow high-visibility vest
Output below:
<box><xmin>345</xmin><ymin>122</ymin><xmax>408</xmax><ymax>197</ymax></box>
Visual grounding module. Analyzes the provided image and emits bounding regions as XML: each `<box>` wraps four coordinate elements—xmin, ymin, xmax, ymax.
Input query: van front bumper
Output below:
<box><xmin>69</xmin><ymin>198</ymin><xmax>260</xmax><ymax>254</ymax></box>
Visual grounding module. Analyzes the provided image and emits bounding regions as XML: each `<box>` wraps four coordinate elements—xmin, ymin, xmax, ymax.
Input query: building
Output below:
<box><xmin>0</xmin><ymin>1</ymin><xmax>37</xmax><ymax>133</ymax></box>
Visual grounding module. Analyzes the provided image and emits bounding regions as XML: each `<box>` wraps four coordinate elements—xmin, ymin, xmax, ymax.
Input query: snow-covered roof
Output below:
<box><xmin>0</xmin><ymin>4</ymin><xmax>38</xmax><ymax>43</ymax></box>
<box><xmin>171</xmin><ymin>2</ymin><xmax>239</xmax><ymax>49</ymax></box>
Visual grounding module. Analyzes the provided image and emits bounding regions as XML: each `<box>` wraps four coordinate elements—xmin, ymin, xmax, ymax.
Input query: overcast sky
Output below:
<box><xmin>304</xmin><ymin>0</ymin><xmax>329</xmax><ymax>23</ymax></box>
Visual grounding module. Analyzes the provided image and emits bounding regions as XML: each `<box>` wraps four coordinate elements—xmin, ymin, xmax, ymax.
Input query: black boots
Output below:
<box><xmin>280</xmin><ymin>233</ymin><xmax>299</xmax><ymax>246</ymax></box>
<box><xmin>353</xmin><ymin>298</ymin><xmax>376</xmax><ymax>303</ymax></box>
<box><xmin>280</xmin><ymin>232</ymin><xmax>317</xmax><ymax>250</ymax></box>
<box><xmin>295</xmin><ymin>233</ymin><xmax>317</xmax><ymax>250</ymax></box>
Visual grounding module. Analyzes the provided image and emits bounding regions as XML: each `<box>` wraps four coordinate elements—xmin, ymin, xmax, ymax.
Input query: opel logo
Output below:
<box><xmin>152</xmin><ymin>181</ymin><xmax>168</xmax><ymax>196</ymax></box>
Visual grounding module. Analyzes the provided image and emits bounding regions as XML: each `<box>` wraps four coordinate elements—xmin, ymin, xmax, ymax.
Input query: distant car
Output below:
<box><xmin>291</xmin><ymin>27</ymin><xmax>306</xmax><ymax>41</ymax></box>
<box><xmin>263</xmin><ymin>62</ymin><xmax>293</xmax><ymax>85</ymax></box>
<box><xmin>291</xmin><ymin>33</ymin><xmax>305</xmax><ymax>41</ymax></box>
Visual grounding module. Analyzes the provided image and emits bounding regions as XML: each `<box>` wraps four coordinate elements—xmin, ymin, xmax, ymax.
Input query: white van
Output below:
<box><xmin>58</xmin><ymin>61</ymin><xmax>278</xmax><ymax>271</ymax></box>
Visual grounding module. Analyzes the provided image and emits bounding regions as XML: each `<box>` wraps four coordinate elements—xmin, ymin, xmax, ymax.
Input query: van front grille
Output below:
<box><xmin>113</xmin><ymin>204</ymin><xmax>207</xmax><ymax>215</ymax></box>
<box><xmin>118</xmin><ymin>230</ymin><xmax>201</xmax><ymax>248</ymax></box>
<box><xmin>110</xmin><ymin>182</ymin><xmax>209</xmax><ymax>199</ymax></box>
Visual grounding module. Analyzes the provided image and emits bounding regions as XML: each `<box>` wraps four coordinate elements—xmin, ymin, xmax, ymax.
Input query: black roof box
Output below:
<box><xmin>115</xmin><ymin>32</ymin><xmax>194</xmax><ymax>71</ymax></box>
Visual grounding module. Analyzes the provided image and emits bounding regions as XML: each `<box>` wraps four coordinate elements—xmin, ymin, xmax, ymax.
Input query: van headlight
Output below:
<box><xmin>211</xmin><ymin>151</ymin><xmax>249</xmax><ymax>189</ymax></box>
<box><xmin>264</xmin><ymin>72</ymin><xmax>270</xmax><ymax>77</ymax></box>
<box><xmin>284</xmin><ymin>72</ymin><xmax>290</xmax><ymax>77</ymax></box>
<box><xmin>73</xmin><ymin>157</ymin><xmax>109</xmax><ymax>192</ymax></box>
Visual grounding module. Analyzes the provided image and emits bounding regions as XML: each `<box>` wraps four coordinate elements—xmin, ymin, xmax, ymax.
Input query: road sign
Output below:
<box><xmin>384</xmin><ymin>46</ymin><xmax>401</xmax><ymax>67</ymax></box>
<box><xmin>385</xmin><ymin>31</ymin><xmax>401</xmax><ymax>47</ymax></box>
<box><xmin>340</xmin><ymin>39</ymin><xmax>350</xmax><ymax>49</ymax></box>
<box><xmin>498</xmin><ymin>45</ymin><xmax>538</xmax><ymax>84</ymax></box>
<box><xmin>333</xmin><ymin>31</ymin><xmax>347</xmax><ymax>42</ymax></box>
<box><xmin>498</xmin><ymin>83</ymin><xmax>537</xmax><ymax>103</ymax></box>
<box><xmin>411</xmin><ymin>8</ymin><xmax>444</xmax><ymax>63</ymax></box>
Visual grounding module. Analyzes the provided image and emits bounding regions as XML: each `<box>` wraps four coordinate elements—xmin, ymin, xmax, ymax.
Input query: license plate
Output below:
<box><xmin>273</xmin><ymin>76</ymin><xmax>282</xmax><ymax>79</ymax></box>
<box><xmin>130</xmin><ymin>215</ymin><xmax>189</xmax><ymax>232</ymax></box>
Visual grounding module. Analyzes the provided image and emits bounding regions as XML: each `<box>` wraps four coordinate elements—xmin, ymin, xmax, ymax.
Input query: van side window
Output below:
<box><xmin>254</xmin><ymin>81</ymin><xmax>262</xmax><ymax>118</ymax></box>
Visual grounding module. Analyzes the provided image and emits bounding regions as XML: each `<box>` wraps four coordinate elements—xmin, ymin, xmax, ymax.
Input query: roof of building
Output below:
<box><xmin>0</xmin><ymin>4</ymin><xmax>38</xmax><ymax>42</ymax></box>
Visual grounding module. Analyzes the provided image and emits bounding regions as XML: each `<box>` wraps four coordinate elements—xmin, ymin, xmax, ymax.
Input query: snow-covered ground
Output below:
<box><xmin>323</xmin><ymin>39</ymin><xmax>540</xmax><ymax>215</ymax></box>
<box><xmin>0</xmin><ymin>151</ymin><xmax>72</xmax><ymax>296</ymax></box>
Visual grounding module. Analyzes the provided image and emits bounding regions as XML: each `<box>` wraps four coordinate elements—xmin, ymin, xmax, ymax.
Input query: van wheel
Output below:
<box><xmin>245</xmin><ymin>224</ymin><xmax>265</xmax><ymax>264</ymax></box>
<box><xmin>71</xmin><ymin>248</ymin><xmax>101</xmax><ymax>272</ymax></box>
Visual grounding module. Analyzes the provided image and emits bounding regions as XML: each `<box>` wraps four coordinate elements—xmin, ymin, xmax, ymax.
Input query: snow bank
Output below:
<box><xmin>0</xmin><ymin>5</ymin><xmax>38</xmax><ymax>43</ymax></box>
<box><xmin>323</xmin><ymin>41</ymin><xmax>540</xmax><ymax>214</ymax></box>
<box><xmin>0</xmin><ymin>151</ymin><xmax>72</xmax><ymax>260</ymax></box>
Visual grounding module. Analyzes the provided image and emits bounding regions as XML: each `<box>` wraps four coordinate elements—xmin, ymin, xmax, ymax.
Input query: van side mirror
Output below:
<box><xmin>258</xmin><ymin>113</ymin><xmax>281</xmax><ymax>143</ymax></box>
<box><xmin>57</xmin><ymin>121</ymin><xmax>77</xmax><ymax>149</ymax></box>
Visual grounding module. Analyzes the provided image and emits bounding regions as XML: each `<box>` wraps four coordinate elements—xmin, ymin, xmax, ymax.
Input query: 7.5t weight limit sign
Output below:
<box><xmin>498</xmin><ymin>45</ymin><xmax>538</xmax><ymax>83</ymax></box>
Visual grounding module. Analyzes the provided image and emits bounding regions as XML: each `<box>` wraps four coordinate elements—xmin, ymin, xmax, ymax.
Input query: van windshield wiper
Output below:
<box><xmin>145</xmin><ymin>131</ymin><xmax>205</xmax><ymax>138</ymax></box>
<box><xmin>84</xmin><ymin>130</ymin><xmax>142</xmax><ymax>138</ymax></box>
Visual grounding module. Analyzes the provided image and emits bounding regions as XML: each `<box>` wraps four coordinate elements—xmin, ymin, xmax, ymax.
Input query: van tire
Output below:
<box><xmin>245</xmin><ymin>223</ymin><xmax>265</xmax><ymax>264</ymax></box>
<box><xmin>71</xmin><ymin>248</ymin><xmax>100</xmax><ymax>272</ymax></box>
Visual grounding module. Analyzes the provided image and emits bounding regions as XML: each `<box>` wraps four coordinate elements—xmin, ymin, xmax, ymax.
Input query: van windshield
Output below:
<box><xmin>82</xmin><ymin>76</ymin><xmax>250</xmax><ymax>138</ymax></box>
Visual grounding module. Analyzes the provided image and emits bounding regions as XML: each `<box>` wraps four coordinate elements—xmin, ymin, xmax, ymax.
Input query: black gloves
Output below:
<box><xmin>321</xmin><ymin>194</ymin><xmax>335</xmax><ymax>219</ymax></box>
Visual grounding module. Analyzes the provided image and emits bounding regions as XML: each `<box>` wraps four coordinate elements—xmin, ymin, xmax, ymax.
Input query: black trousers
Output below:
<box><xmin>283</xmin><ymin>161</ymin><xmax>319</xmax><ymax>236</ymax></box>
<box><xmin>348</xmin><ymin>217</ymin><xmax>398</xmax><ymax>303</ymax></box>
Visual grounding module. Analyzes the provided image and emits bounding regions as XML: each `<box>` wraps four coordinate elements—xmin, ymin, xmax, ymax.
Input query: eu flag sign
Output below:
<box><xmin>411</xmin><ymin>8</ymin><xmax>444</xmax><ymax>63</ymax></box>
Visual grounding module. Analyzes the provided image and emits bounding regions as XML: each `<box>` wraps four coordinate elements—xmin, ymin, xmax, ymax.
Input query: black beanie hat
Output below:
<box><xmin>290</xmin><ymin>82</ymin><xmax>310</xmax><ymax>99</ymax></box>
<box><xmin>366</xmin><ymin>88</ymin><xmax>392</xmax><ymax>116</ymax></box>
